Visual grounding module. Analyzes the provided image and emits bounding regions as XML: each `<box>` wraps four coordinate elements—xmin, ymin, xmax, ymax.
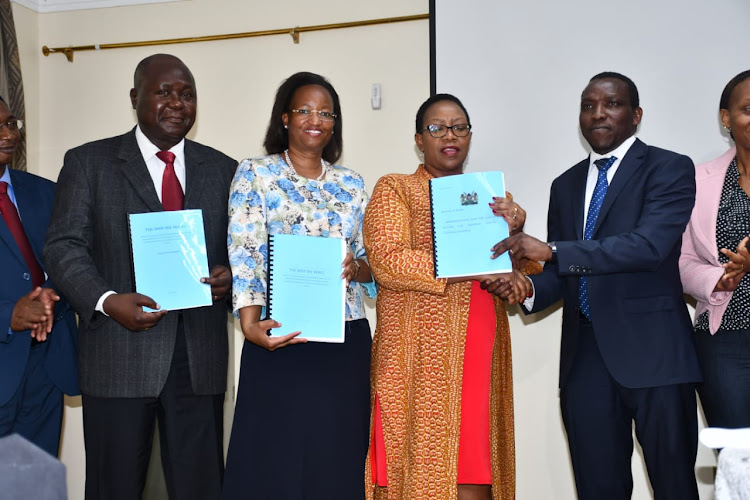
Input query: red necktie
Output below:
<box><xmin>156</xmin><ymin>151</ymin><xmax>184</xmax><ymax>211</ymax></box>
<box><xmin>0</xmin><ymin>181</ymin><xmax>45</xmax><ymax>288</ymax></box>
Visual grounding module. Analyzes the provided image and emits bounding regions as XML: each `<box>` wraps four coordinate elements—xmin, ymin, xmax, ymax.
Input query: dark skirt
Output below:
<box><xmin>222</xmin><ymin>319</ymin><xmax>372</xmax><ymax>500</ymax></box>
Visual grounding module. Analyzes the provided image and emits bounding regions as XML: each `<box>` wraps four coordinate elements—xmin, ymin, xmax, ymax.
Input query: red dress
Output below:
<box><xmin>372</xmin><ymin>281</ymin><xmax>496</xmax><ymax>485</ymax></box>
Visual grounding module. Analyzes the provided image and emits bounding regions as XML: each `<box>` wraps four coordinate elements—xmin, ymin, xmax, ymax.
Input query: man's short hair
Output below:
<box><xmin>133</xmin><ymin>54</ymin><xmax>191</xmax><ymax>89</ymax></box>
<box><xmin>589</xmin><ymin>72</ymin><xmax>640</xmax><ymax>109</ymax></box>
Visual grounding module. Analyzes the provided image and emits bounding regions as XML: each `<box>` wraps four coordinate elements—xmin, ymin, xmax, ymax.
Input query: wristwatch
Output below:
<box><xmin>546</xmin><ymin>241</ymin><xmax>557</xmax><ymax>263</ymax></box>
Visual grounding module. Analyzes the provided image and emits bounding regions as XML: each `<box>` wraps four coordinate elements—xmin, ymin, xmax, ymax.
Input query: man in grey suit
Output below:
<box><xmin>44</xmin><ymin>54</ymin><xmax>237</xmax><ymax>500</ymax></box>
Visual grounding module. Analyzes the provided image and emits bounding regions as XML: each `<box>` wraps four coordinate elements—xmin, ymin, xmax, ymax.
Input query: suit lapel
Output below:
<box><xmin>183</xmin><ymin>140</ymin><xmax>208</xmax><ymax>209</ymax></box>
<box><xmin>118</xmin><ymin>129</ymin><xmax>163</xmax><ymax>213</ymax></box>
<box><xmin>9</xmin><ymin>170</ymin><xmax>47</xmax><ymax>265</ymax></box>
<box><xmin>0</xmin><ymin>199</ymin><xmax>25</xmax><ymax>271</ymax></box>
<box><xmin>570</xmin><ymin>160</ymin><xmax>588</xmax><ymax>240</ymax></box>
<box><xmin>593</xmin><ymin>139</ymin><xmax>647</xmax><ymax>237</ymax></box>
<box><xmin>695</xmin><ymin>158</ymin><xmax>731</xmax><ymax>252</ymax></box>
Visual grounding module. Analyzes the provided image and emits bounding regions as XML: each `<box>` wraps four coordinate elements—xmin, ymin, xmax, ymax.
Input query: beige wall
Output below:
<box><xmin>9</xmin><ymin>1</ymin><xmax>716</xmax><ymax>500</ymax></box>
<box><xmin>14</xmin><ymin>1</ymin><xmax>428</xmax><ymax>498</ymax></box>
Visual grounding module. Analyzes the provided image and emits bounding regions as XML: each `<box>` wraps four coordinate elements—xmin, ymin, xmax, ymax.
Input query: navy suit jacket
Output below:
<box><xmin>529</xmin><ymin>139</ymin><xmax>701</xmax><ymax>389</ymax></box>
<box><xmin>0</xmin><ymin>169</ymin><xmax>78</xmax><ymax>406</ymax></box>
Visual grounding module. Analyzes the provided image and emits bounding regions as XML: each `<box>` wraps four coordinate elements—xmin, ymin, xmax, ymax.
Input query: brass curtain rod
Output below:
<box><xmin>42</xmin><ymin>13</ymin><xmax>429</xmax><ymax>62</ymax></box>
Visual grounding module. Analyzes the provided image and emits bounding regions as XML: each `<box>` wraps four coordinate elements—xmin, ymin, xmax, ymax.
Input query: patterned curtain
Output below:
<box><xmin>0</xmin><ymin>0</ymin><xmax>24</xmax><ymax>171</ymax></box>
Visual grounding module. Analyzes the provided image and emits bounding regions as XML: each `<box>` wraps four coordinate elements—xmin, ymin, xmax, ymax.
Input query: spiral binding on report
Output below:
<box><xmin>428</xmin><ymin>179</ymin><xmax>440</xmax><ymax>278</ymax></box>
<box><xmin>265</xmin><ymin>234</ymin><xmax>276</xmax><ymax>322</ymax></box>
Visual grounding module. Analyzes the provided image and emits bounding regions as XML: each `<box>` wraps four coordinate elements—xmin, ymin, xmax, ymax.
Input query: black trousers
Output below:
<box><xmin>695</xmin><ymin>328</ymin><xmax>750</xmax><ymax>428</ymax></box>
<box><xmin>560</xmin><ymin>321</ymin><xmax>698</xmax><ymax>500</ymax></box>
<box><xmin>82</xmin><ymin>318</ymin><xmax>224</xmax><ymax>500</ymax></box>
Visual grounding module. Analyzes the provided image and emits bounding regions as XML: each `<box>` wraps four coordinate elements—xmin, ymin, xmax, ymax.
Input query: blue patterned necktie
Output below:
<box><xmin>578</xmin><ymin>156</ymin><xmax>617</xmax><ymax>320</ymax></box>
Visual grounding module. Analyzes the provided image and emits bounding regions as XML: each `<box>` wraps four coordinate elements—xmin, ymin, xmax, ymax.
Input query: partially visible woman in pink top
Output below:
<box><xmin>680</xmin><ymin>69</ymin><xmax>750</xmax><ymax>428</ymax></box>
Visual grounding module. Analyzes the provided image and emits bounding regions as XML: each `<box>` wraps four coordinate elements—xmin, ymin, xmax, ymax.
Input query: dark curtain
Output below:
<box><xmin>0</xmin><ymin>0</ymin><xmax>25</xmax><ymax>171</ymax></box>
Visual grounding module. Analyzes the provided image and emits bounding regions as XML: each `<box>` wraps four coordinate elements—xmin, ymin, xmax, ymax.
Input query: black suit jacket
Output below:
<box><xmin>44</xmin><ymin>129</ymin><xmax>237</xmax><ymax>398</ymax></box>
<box><xmin>0</xmin><ymin>169</ymin><xmax>78</xmax><ymax>406</ymax></box>
<box><xmin>529</xmin><ymin>139</ymin><xmax>701</xmax><ymax>389</ymax></box>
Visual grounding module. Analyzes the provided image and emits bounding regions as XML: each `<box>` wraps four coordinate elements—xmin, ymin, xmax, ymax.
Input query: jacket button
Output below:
<box><xmin>569</xmin><ymin>265</ymin><xmax>575</xmax><ymax>272</ymax></box>
<box><xmin>23</xmin><ymin>272</ymin><xmax>30</xmax><ymax>281</ymax></box>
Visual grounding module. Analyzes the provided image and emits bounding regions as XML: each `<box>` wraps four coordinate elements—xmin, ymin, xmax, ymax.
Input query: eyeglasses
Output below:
<box><xmin>420</xmin><ymin>123</ymin><xmax>471</xmax><ymax>138</ymax></box>
<box><xmin>289</xmin><ymin>109</ymin><xmax>337</xmax><ymax>122</ymax></box>
<box><xmin>0</xmin><ymin>119</ymin><xmax>22</xmax><ymax>132</ymax></box>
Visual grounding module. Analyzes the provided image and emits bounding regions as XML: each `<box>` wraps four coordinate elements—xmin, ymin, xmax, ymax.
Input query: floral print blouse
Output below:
<box><xmin>228</xmin><ymin>153</ymin><xmax>376</xmax><ymax>320</ymax></box>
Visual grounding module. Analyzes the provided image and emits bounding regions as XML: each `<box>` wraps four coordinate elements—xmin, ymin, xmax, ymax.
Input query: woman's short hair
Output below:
<box><xmin>263</xmin><ymin>72</ymin><xmax>343</xmax><ymax>164</ymax></box>
<box><xmin>415</xmin><ymin>94</ymin><xmax>471</xmax><ymax>134</ymax></box>
<box><xmin>720</xmin><ymin>70</ymin><xmax>750</xmax><ymax>111</ymax></box>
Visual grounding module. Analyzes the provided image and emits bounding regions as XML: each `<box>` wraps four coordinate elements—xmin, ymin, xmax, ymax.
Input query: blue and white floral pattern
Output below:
<box><xmin>228</xmin><ymin>153</ymin><xmax>376</xmax><ymax>320</ymax></box>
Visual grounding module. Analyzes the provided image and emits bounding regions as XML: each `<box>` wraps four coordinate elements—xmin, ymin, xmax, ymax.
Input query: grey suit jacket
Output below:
<box><xmin>44</xmin><ymin>129</ymin><xmax>237</xmax><ymax>398</ymax></box>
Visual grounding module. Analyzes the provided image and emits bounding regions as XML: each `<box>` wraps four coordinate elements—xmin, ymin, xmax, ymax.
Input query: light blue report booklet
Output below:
<box><xmin>429</xmin><ymin>171</ymin><xmax>513</xmax><ymax>278</ymax></box>
<box><xmin>266</xmin><ymin>233</ymin><xmax>346</xmax><ymax>343</ymax></box>
<box><xmin>128</xmin><ymin>209</ymin><xmax>212</xmax><ymax>311</ymax></box>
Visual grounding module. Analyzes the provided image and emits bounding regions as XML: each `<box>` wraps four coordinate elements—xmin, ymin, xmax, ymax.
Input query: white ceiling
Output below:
<box><xmin>12</xmin><ymin>0</ymin><xmax>183</xmax><ymax>13</ymax></box>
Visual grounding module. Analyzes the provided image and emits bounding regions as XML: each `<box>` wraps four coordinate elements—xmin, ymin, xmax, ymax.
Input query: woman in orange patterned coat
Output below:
<box><xmin>363</xmin><ymin>94</ymin><xmax>539</xmax><ymax>500</ymax></box>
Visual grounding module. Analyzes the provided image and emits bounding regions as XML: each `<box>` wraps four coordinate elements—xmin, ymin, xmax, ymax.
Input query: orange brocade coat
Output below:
<box><xmin>363</xmin><ymin>165</ymin><xmax>540</xmax><ymax>500</ymax></box>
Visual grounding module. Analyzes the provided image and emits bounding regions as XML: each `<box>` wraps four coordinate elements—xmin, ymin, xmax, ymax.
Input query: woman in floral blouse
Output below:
<box><xmin>223</xmin><ymin>72</ymin><xmax>376</xmax><ymax>500</ymax></box>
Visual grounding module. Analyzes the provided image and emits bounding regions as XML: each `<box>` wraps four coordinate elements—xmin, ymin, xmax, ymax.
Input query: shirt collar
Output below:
<box><xmin>135</xmin><ymin>125</ymin><xmax>186</xmax><ymax>167</ymax></box>
<box><xmin>0</xmin><ymin>166</ymin><xmax>18</xmax><ymax>208</ymax></box>
<box><xmin>0</xmin><ymin>166</ymin><xmax>11</xmax><ymax>186</ymax></box>
<box><xmin>589</xmin><ymin>135</ymin><xmax>636</xmax><ymax>166</ymax></box>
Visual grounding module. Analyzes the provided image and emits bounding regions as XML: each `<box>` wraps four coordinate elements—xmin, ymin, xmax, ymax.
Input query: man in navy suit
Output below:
<box><xmin>493</xmin><ymin>72</ymin><xmax>701</xmax><ymax>499</ymax></box>
<box><xmin>0</xmin><ymin>97</ymin><xmax>78</xmax><ymax>457</ymax></box>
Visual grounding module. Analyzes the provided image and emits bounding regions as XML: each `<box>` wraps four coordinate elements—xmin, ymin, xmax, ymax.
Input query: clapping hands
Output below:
<box><xmin>11</xmin><ymin>287</ymin><xmax>61</xmax><ymax>342</ymax></box>
<box><xmin>717</xmin><ymin>236</ymin><xmax>750</xmax><ymax>291</ymax></box>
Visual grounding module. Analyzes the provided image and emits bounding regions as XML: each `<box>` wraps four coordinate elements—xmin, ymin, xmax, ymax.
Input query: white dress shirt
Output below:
<box><xmin>582</xmin><ymin>135</ymin><xmax>636</xmax><ymax>229</ymax></box>
<box><xmin>134</xmin><ymin>125</ymin><xmax>186</xmax><ymax>202</ymax></box>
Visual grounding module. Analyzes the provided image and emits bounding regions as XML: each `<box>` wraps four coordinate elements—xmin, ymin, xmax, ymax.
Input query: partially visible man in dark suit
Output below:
<box><xmin>493</xmin><ymin>73</ymin><xmax>701</xmax><ymax>499</ymax></box>
<box><xmin>44</xmin><ymin>54</ymin><xmax>237</xmax><ymax>500</ymax></box>
<box><xmin>0</xmin><ymin>97</ymin><xmax>78</xmax><ymax>457</ymax></box>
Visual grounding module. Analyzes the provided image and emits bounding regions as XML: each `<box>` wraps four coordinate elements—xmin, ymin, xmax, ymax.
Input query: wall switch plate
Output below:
<box><xmin>371</xmin><ymin>83</ymin><xmax>382</xmax><ymax>110</ymax></box>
